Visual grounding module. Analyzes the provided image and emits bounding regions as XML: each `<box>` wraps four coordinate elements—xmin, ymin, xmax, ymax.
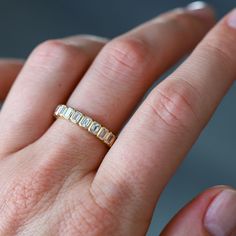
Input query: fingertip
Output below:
<box><xmin>226</xmin><ymin>8</ymin><xmax>236</xmax><ymax>29</ymax></box>
<box><xmin>185</xmin><ymin>1</ymin><xmax>216</xmax><ymax>23</ymax></box>
<box><xmin>204</xmin><ymin>187</ymin><xmax>236</xmax><ymax>236</ymax></box>
<box><xmin>160</xmin><ymin>185</ymin><xmax>232</xmax><ymax>236</ymax></box>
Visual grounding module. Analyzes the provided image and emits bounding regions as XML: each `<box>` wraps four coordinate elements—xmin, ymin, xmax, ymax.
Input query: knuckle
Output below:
<box><xmin>201</xmin><ymin>39</ymin><xmax>236</xmax><ymax>70</ymax></box>
<box><xmin>91</xmin><ymin>175</ymin><xmax>132</xmax><ymax>212</ymax></box>
<box><xmin>146</xmin><ymin>78</ymin><xmax>200</xmax><ymax>132</ymax></box>
<box><xmin>103</xmin><ymin>37</ymin><xmax>152</xmax><ymax>73</ymax></box>
<box><xmin>90</xmin><ymin>176</ymin><xmax>151</xmax><ymax>230</ymax></box>
<box><xmin>90</xmin><ymin>172</ymin><xmax>147</xmax><ymax>223</ymax></box>
<box><xmin>199</xmin><ymin>22</ymin><xmax>236</xmax><ymax>70</ymax></box>
<box><xmin>34</xmin><ymin>39</ymin><xmax>74</xmax><ymax>59</ymax></box>
<box><xmin>29</xmin><ymin>39</ymin><xmax>84</xmax><ymax>71</ymax></box>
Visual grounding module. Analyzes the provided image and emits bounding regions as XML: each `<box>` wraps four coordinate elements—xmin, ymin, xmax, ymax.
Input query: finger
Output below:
<box><xmin>161</xmin><ymin>186</ymin><xmax>236</xmax><ymax>236</ymax></box>
<box><xmin>0</xmin><ymin>59</ymin><xmax>23</xmax><ymax>100</ymax></box>
<box><xmin>0</xmin><ymin>35</ymin><xmax>107</xmax><ymax>155</ymax></box>
<box><xmin>92</xmin><ymin>9</ymin><xmax>236</xmax><ymax>230</ymax></box>
<box><xmin>48</xmin><ymin>3</ymin><xmax>215</xmax><ymax>172</ymax></box>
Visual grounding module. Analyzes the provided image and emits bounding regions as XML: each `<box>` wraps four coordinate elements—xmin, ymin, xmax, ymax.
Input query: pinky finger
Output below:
<box><xmin>161</xmin><ymin>186</ymin><xmax>236</xmax><ymax>236</ymax></box>
<box><xmin>0</xmin><ymin>59</ymin><xmax>23</xmax><ymax>100</ymax></box>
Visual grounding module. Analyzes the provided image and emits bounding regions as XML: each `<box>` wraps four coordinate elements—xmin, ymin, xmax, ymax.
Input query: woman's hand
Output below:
<box><xmin>0</xmin><ymin>2</ymin><xmax>236</xmax><ymax>235</ymax></box>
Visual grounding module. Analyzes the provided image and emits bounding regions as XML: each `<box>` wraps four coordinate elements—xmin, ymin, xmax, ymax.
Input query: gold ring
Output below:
<box><xmin>54</xmin><ymin>105</ymin><xmax>116</xmax><ymax>147</ymax></box>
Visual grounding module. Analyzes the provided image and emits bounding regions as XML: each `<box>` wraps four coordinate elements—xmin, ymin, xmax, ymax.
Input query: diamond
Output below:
<box><xmin>54</xmin><ymin>105</ymin><xmax>62</xmax><ymax>116</ymax></box>
<box><xmin>70</xmin><ymin>111</ymin><xmax>83</xmax><ymax>124</ymax></box>
<box><xmin>104</xmin><ymin>132</ymin><xmax>116</xmax><ymax>146</ymax></box>
<box><xmin>63</xmin><ymin>107</ymin><xmax>75</xmax><ymax>119</ymax></box>
<box><xmin>97</xmin><ymin>127</ymin><xmax>109</xmax><ymax>140</ymax></box>
<box><xmin>88</xmin><ymin>122</ymin><xmax>101</xmax><ymax>135</ymax></box>
<box><xmin>55</xmin><ymin>105</ymin><xmax>67</xmax><ymax>117</ymax></box>
<box><xmin>79</xmin><ymin>116</ymin><xmax>92</xmax><ymax>129</ymax></box>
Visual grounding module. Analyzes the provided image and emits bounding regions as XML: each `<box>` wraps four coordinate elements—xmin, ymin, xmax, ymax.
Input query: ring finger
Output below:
<box><xmin>0</xmin><ymin>35</ymin><xmax>107</xmax><ymax>155</ymax></box>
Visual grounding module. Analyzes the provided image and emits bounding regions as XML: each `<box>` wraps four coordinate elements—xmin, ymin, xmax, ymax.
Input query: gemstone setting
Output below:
<box><xmin>70</xmin><ymin>111</ymin><xmax>83</xmax><ymax>124</ymax></box>
<box><xmin>63</xmin><ymin>107</ymin><xmax>75</xmax><ymax>119</ymax></box>
<box><xmin>104</xmin><ymin>132</ymin><xmax>116</xmax><ymax>146</ymax></box>
<box><xmin>79</xmin><ymin>116</ymin><xmax>92</xmax><ymax>128</ymax></box>
<box><xmin>54</xmin><ymin>105</ymin><xmax>67</xmax><ymax>117</ymax></box>
<box><xmin>97</xmin><ymin>127</ymin><xmax>109</xmax><ymax>140</ymax></box>
<box><xmin>54</xmin><ymin>105</ymin><xmax>62</xmax><ymax>116</ymax></box>
<box><xmin>88</xmin><ymin>121</ymin><xmax>101</xmax><ymax>135</ymax></box>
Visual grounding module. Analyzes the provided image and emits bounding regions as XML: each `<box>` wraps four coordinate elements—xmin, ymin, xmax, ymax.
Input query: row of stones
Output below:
<box><xmin>54</xmin><ymin>105</ymin><xmax>116</xmax><ymax>147</ymax></box>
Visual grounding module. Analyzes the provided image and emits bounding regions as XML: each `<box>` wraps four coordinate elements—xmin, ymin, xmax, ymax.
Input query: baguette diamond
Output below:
<box><xmin>55</xmin><ymin>105</ymin><xmax>67</xmax><ymax>117</ymax></box>
<box><xmin>89</xmin><ymin>122</ymin><xmax>101</xmax><ymax>135</ymax></box>
<box><xmin>79</xmin><ymin>116</ymin><xmax>92</xmax><ymax>128</ymax></box>
<box><xmin>54</xmin><ymin>105</ymin><xmax>62</xmax><ymax>116</ymax></box>
<box><xmin>97</xmin><ymin>127</ymin><xmax>109</xmax><ymax>140</ymax></box>
<box><xmin>104</xmin><ymin>132</ymin><xmax>116</xmax><ymax>146</ymax></box>
<box><xmin>70</xmin><ymin>111</ymin><xmax>83</xmax><ymax>124</ymax></box>
<box><xmin>63</xmin><ymin>107</ymin><xmax>75</xmax><ymax>119</ymax></box>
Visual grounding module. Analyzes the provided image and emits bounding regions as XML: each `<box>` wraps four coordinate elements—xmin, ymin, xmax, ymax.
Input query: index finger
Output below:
<box><xmin>92</xmin><ymin>9</ymin><xmax>236</xmax><ymax>224</ymax></box>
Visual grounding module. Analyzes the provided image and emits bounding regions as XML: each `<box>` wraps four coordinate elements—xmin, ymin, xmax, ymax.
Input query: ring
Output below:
<box><xmin>54</xmin><ymin>105</ymin><xmax>116</xmax><ymax>147</ymax></box>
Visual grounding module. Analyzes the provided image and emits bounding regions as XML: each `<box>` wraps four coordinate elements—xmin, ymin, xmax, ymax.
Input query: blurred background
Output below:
<box><xmin>1</xmin><ymin>1</ymin><xmax>236</xmax><ymax>235</ymax></box>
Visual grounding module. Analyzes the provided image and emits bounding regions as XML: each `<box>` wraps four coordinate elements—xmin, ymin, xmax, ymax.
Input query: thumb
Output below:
<box><xmin>160</xmin><ymin>186</ymin><xmax>236</xmax><ymax>236</ymax></box>
<box><xmin>0</xmin><ymin>59</ymin><xmax>23</xmax><ymax>100</ymax></box>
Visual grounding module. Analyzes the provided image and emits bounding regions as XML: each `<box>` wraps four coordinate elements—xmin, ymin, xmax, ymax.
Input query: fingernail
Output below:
<box><xmin>186</xmin><ymin>1</ymin><xmax>214</xmax><ymax>21</ymax></box>
<box><xmin>204</xmin><ymin>189</ymin><xmax>236</xmax><ymax>236</ymax></box>
<box><xmin>228</xmin><ymin>9</ymin><xmax>236</xmax><ymax>29</ymax></box>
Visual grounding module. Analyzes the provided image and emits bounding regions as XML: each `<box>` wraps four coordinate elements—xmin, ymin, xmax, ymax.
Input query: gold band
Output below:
<box><xmin>54</xmin><ymin>105</ymin><xmax>116</xmax><ymax>147</ymax></box>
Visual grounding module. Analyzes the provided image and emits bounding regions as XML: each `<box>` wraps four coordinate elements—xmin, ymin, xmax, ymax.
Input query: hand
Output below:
<box><xmin>0</xmin><ymin>2</ymin><xmax>236</xmax><ymax>236</ymax></box>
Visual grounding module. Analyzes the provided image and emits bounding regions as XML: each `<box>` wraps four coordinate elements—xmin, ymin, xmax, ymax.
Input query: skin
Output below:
<box><xmin>0</xmin><ymin>6</ymin><xmax>235</xmax><ymax>236</ymax></box>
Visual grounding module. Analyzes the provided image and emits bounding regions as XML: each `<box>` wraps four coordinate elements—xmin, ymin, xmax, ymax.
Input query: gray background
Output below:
<box><xmin>1</xmin><ymin>1</ymin><xmax>235</xmax><ymax>235</ymax></box>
